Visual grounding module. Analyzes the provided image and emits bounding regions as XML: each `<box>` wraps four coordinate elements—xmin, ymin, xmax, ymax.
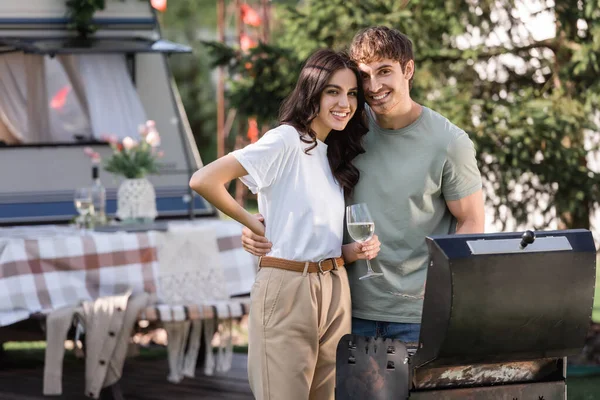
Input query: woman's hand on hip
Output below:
<box><xmin>241</xmin><ymin>214</ymin><xmax>272</xmax><ymax>256</ymax></box>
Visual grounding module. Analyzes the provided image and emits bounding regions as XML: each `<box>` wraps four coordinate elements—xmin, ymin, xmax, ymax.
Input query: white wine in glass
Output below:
<box><xmin>346</xmin><ymin>203</ymin><xmax>383</xmax><ymax>280</ymax></box>
<box><xmin>74</xmin><ymin>188</ymin><xmax>95</xmax><ymax>218</ymax></box>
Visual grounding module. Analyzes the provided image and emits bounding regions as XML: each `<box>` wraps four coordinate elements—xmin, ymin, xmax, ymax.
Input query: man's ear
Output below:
<box><xmin>403</xmin><ymin>60</ymin><xmax>415</xmax><ymax>80</ymax></box>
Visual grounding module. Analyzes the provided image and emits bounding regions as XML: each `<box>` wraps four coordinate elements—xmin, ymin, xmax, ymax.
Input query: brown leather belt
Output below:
<box><xmin>258</xmin><ymin>256</ymin><xmax>345</xmax><ymax>274</ymax></box>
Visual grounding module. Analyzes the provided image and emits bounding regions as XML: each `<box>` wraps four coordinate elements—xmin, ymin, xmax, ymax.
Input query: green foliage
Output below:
<box><xmin>159</xmin><ymin>0</ymin><xmax>218</xmax><ymax>163</ymax></box>
<box><xmin>275</xmin><ymin>0</ymin><xmax>413</xmax><ymax>60</ymax></box>
<box><xmin>159</xmin><ymin>0</ymin><xmax>219</xmax><ymax>33</ymax></box>
<box><xmin>417</xmin><ymin>0</ymin><xmax>600</xmax><ymax>229</ymax></box>
<box><xmin>203</xmin><ymin>0</ymin><xmax>600</xmax><ymax>229</ymax></box>
<box><xmin>169</xmin><ymin>51</ymin><xmax>218</xmax><ymax>163</ymax></box>
<box><xmin>159</xmin><ymin>0</ymin><xmax>311</xmax><ymax>162</ymax></box>
<box><xmin>65</xmin><ymin>0</ymin><xmax>106</xmax><ymax>37</ymax></box>
<box><xmin>203</xmin><ymin>42</ymin><xmax>300</xmax><ymax>125</ymax></box>
<box><xmin>104</xmin><ymin>141</ymin><xmax>160</xmax><ymax>179</ymax></box>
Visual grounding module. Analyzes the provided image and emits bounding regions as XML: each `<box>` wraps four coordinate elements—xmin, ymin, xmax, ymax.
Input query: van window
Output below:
<box><xmin>0</xmin><ymin>53</ymin><xmax>146</xmax><ymax>146</ymax></box>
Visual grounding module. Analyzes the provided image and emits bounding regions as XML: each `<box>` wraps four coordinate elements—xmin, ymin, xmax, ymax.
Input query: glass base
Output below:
<box><xmin>359</xmin><ymin>272</ymin><xmax>384</xmax><ymax>280</ymax></box>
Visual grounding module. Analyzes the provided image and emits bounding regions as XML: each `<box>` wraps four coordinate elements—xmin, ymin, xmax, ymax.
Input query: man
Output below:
<box><xmin>241</xmin><ymin>26</ymin><xmax>485</xmax><ymax>342</ymax></box>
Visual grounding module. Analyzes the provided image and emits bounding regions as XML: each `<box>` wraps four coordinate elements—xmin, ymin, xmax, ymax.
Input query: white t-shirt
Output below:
<box><xmin>231</xmin><ymin>124</ymin><xmax>344</xmax><ymax>262</ymax></box>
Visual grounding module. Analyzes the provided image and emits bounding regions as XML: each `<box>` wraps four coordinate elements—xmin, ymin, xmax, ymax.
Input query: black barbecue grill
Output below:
<box><xmin>336</xmin><ymin>229</ymin><xmax>597</xmax><ymax>400</ymax></box>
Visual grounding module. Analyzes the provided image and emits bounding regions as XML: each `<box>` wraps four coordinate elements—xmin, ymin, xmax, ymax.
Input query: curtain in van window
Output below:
<box><xmin>45</xmin><ymin>55</ymin><xmax>92</xmax><ymax>142</ymax></box>
<box><xmin>26</xmin><ymin>54</ymin><xmax>51</xmax><ymax>142</ymax></box>
<box><xmin>0</xmin><ymin>53</ymin><xmax>30</xmax><ymax>143</ymax></box>
<box><xmin>56</xmin><ymin>55</ymin><xmax>90</xmax><ymax>119</ymax></box>
<box><xmin>76</xmin><ymin>54</ymin><xmax>147</xmax><ymax>140</ymax></box>
<box><xmin>0</xmin><ymin>111</ymin><xmax>18</xmax><ymax>144</ymax></box>
<box><xmin>0</xmin><ymin>53</ymin><xmax>92</xmax><ymax>143</ymax></box>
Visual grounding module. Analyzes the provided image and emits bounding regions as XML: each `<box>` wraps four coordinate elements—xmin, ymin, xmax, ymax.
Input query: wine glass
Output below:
<box><xmin>346</xmin><ymin>203</ymin><xmax>383</xmax><ymax>280</ymax></box>
<box><xmin>74</xmin><ymin>188</ymin><xmax>95</xmax><ymax>229</ymax></box>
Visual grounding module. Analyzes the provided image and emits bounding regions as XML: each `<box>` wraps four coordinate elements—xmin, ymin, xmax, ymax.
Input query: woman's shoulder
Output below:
<box><xmin>262</xmin><ymin>124</ymin><xmax>302</xmax><ymax>147</ymax></box>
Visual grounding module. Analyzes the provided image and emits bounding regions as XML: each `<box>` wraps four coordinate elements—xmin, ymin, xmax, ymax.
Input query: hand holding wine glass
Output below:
<box><xmin>346</xmin><ymin>203</ymin><xmax>383</xmax><ymax>280</ymax></box>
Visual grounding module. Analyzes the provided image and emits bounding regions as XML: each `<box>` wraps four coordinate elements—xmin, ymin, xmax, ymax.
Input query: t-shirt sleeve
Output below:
<box><xmin>442</xmin><ymin>131</ymin><xmax>482</xmax><ymax>201</ymax></box>
<box><xmin>230</xmin><ymin>128</ymin><xmax>292</xmax><ymax>194</ymax></box>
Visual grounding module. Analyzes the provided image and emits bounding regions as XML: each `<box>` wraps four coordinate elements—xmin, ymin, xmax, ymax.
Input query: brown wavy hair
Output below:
<box><xmin>350</xmin><ymin>26</ymin><xmax>415</xmax><ymax>89</ymax></box>
<box><xmin>279</xmin><ymin>49</ymin><xmax>367</xmax><ymax>198</ymax></box>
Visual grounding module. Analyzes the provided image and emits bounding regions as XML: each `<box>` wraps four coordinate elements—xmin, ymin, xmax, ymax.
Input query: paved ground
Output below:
<box><xmin>0</xmin><ymin>347</ymin><xmax>253</xmax><ymax>400</ymax></box>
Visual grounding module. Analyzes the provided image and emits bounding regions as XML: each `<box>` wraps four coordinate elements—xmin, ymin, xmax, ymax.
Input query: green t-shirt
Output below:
<box><xmin>346</xmin><ymin>106</ymin><xmax>482</xmax><ymax>323</ymax></box>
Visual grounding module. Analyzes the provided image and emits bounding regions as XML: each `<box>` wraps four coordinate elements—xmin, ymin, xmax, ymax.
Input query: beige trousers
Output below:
<box><xmin>248</xmin><ymin>265</ymin><xmax>352</xmax><ymax>400</ymax></box>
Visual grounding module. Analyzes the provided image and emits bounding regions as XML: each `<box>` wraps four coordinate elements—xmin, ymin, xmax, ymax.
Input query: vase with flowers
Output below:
<box><xmin>86</xmin><ymin>120</ymin><xmax>164</xmax><ymax>224</ymax></box>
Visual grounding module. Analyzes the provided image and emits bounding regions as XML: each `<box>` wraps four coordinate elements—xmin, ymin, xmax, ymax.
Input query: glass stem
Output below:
<box><xmin>366</xmin><ymin>258</ymin><xmax>375</xmax><ymax>274</ymax></box>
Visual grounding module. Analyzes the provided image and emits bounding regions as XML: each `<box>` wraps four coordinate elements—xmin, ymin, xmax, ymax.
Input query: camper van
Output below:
<box><xmin>0</xmin><ymin>0</ymin><xmax>215</xmax><ymax>224</ymax></box>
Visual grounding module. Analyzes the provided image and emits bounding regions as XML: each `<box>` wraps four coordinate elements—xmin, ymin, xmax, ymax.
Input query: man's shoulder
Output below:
<box><xmin>422</xmin><ymin>107</ymin><xmax>466</xmax><ymax>138</ymax></box>
<box><xmin>420</xmin><ymin>107</ymin><xmax>477</xmax><ymax>159</ymax></box>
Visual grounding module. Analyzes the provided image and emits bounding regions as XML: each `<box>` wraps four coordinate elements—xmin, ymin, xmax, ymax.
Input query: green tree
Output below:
<box><xmin>416</xmin><ymin>0</ymin><xmax>600</xmax><ymax>231</ymax></box>
<box><xmin>202</xmin><ymin>41</ymin><xmax>300</xmax><ymax>126</ymax></box>
<box><xmin>159</xmin><ymin>0</ymin><xmax>219</xmax><ymax>163</ymax></box>
<box><xmin>204</xmin><ymin>0</ymin><xmax>600</xmax><ymax>229</ymax></box>
<box><xmin>205</xmin><ymin>0</ymin><xmax>600</xmax><ymax>230</ymax></box>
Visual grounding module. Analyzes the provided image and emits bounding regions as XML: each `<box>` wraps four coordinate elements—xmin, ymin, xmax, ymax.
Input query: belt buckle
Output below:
<box><xmin>317</xmin><ymin>259</ymin><xmax>326</xmax><ymax>274</ymax></box>
<box><xmin>318</xmin><ymin>258</ymin><xmax>336</xmax><ymax>273</ymax></box>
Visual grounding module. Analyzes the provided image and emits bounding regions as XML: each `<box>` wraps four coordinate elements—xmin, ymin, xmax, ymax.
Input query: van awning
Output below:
<box><xmin>0</xmin><ymin>37</ymin><xmax>192</xmax><ymax>56</ymax></box>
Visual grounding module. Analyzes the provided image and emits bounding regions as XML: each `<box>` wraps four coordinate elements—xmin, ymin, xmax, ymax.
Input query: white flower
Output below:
<box><xmin>138</xmin><ymin>124</ymin><xmax>148</xmax><ymax>136</ymax></box>
<box><xmin>145</xmin><ymin>130</ymin><xmax>161</xmax><ymax>147</ymax></box>
<box><xmin>122</xmin><ymin>136</ymin><xmax>138</xmax><ymax>150</ymax></box>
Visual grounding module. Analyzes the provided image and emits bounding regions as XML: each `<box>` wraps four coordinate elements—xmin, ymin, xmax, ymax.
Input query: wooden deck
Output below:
<box><xmin>0</xmin><ymin>348</ymin><xmax>253</xmax><ymax>400</ymax></box>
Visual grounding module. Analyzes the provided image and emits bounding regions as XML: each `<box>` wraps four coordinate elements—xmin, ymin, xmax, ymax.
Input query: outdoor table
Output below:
<box><xmin>0</xmin><ymin>219</ymin><xmax>257</xmax><ymax>327</ymax></box>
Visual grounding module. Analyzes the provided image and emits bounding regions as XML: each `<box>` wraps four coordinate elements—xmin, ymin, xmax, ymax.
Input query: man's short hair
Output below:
<box><xmin>350</xmin><ymin>26</ymin><xmax>414</xmax><ymax>89</ymax></box>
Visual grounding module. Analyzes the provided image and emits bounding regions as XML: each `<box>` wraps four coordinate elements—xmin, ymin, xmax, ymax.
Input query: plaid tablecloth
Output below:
<box><xmin>0</xmin><ymin>220</ymin><xmax>257</xmax><ymax>327</ymax></box>
<box><xmin>0</xmin><ymin>229</ymin><xmax>158</xmax><ymax>327</ymax></box>
<box><xmin>167</xmin><ymin>219</ymin><xmax>258</xmax><ymax>297</ymax></box>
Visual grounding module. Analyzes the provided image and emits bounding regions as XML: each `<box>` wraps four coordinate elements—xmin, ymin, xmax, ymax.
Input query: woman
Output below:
<box><xmin>189</xmin><ymin>49</ymin><xmax>380</xmax><ymax>400</ymax></box>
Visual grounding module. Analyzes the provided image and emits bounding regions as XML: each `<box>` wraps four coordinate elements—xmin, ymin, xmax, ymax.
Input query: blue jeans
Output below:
<box><xmin>351</xmin><ymin>317</ymin><xmax>421</xmax><ymax>343</ymax></box>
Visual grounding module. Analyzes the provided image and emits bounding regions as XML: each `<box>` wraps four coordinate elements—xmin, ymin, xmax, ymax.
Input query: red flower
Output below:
<box><xmin>241</xmin><ymin>4</ymin><xmax>261</xmax><ymax>27</ymax></box>
<box><xmin>240</xmin><ymin>33</ymin><xmax>257</xmax><ymax>51</ymax></box>
<box><xmin>151</xmin><ymin>0</ymin><xmax>167</xmax><ymax>12</ymax></box>
<box><xmin>247</xmin><ymin>118</ymin><xmax>259</xmax><ymax>143</ymax></box>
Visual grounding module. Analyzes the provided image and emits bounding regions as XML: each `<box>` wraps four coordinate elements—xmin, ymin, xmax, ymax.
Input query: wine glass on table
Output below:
<box><xmin>346</xmin><ymin>203</ymin><xmax>383</xmax><ymax>280</ymax></box>
<box><xmin>74</xmin><ymin>188</ymin><xmax>94</xmax><ymax>229</ymax></box>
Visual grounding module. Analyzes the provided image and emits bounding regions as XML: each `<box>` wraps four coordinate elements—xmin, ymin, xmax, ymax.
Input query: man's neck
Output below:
<box><xmin>374</xmin><ymin>100</ymin><xmax>422</xmax><ymax>130</ymax></box>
